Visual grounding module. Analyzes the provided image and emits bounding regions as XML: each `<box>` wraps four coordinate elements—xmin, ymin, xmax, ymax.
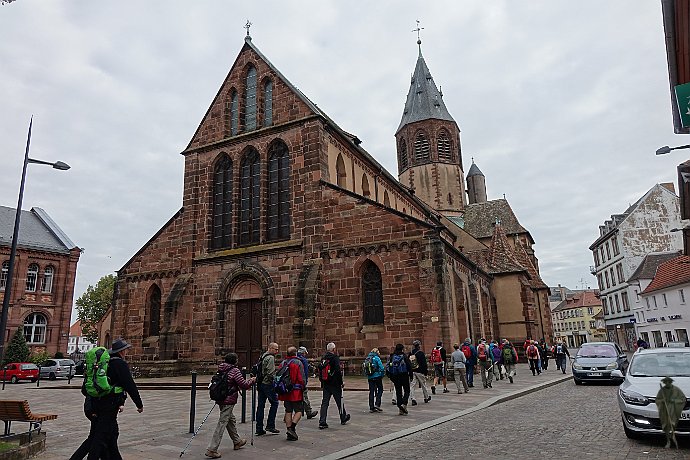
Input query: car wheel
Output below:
<box><xmin>10</xmin><ymin>376</ymin><xmax>18</xmax><ymax>384</ymax></box>
<box><xmin>48</xmin><ymin>372</ymin><xmax>56</xmax><ymax>381</ymax></box>
<box><xmin>574</xmin><ymin>378</ymin><xmax>583</xmax><ymax>385</ymax></box>
<box><xmin>623</xmin><ymin>420</ymin><xmax>641</xmax><ymax>440</ymax></box>
<box><xmin>30</xmin><ymin>378</ymin><xmax>37</xmax><ymax>383</ymax></box>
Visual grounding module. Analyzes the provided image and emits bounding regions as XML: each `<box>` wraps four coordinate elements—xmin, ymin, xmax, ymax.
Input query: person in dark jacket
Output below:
<box><xmin>388</xmin><ymin>343</ymin><xmax>414</xmax><ymax>415</ymax></box>
<box><xmin>409</xmin><ymin>340</ymin><xmax>431</xmax><ymax>405</ymax></box>
<box><xmin>318</xmin><ymin>342</ymin><xmax>350</xmax><ymax>429</ymax></box>
<box><xmin>297</xmin><ymin>346</ymin><xmax>318</xmax><ymax>419</ymax></box>
<box><xmin>553</xmin><ymin>339</ymin><xmax>571</xmax><ymax>374</ymax></box>
<box><xmin>278</xmin><ymin>347</ymin><xmax>305</xmax><ymax>441</ymax></box>
<box><xmin>462</xmin><ymin>338</ymin><xmax>478</xmax><ymax>388</ymax></box>
<box><xmin>540</xmin><ymin>339</ymin><xmax>550</xmax><ymax>371</ymax></box>
<box><xmin>205</xmin><ymin>353</ymin><xmax>256</xmax><ymax>458</ymax></box>
<box><xmin>83</xmin><ymin>339</ymin><xmax>144</xmax><ymax>460</ymax></box>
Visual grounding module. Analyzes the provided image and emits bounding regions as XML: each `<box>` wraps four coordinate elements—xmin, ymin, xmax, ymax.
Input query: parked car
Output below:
<box><xmin>572</xmin><ymin>342</ymin><xmax>629</xmax><ymax>385</ymax></box>
<box><xmin>1</xmin><ymin>362</ymin><xmax>39</xmax><ymax>383</ymax></box>
<box><xmin>74</xmin><ymin>360</ymin><xmax>85</xmax><ymax>376</ymax></box>
<box><xmin>39</xmin><ymin>359</ymin><xmax>77</xmax><ymax>380</ymax></box>
<box><xmin>614</xmin><ymin>347</ymin><xmax>690</xmax><ymax>439</ymax></box>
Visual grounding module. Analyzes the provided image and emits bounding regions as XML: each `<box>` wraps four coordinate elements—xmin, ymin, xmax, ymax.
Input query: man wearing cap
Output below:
<box><xmin>297</xmin><ymin>347</ymin><xmax>318</xmax><ymax>419</ymax></box>
<box><xmin>408</xmin><ymin>340</ymin><xmax>431</xmax><ymax>405</ymax></box>
<box><xmin>86</xmin><ymin>338</ymin><xmax>143</xmax><ymax>460</ymax></box>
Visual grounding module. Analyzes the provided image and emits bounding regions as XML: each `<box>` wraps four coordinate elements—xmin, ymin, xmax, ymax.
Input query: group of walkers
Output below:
<box><xmin>522</xmin><ymin>337</ymin><xmax>572</xmax><ymax>376</ymax></box>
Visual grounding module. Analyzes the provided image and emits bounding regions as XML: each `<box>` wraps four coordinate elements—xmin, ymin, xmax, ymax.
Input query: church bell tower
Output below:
<box><xmin>395</xmin><ymin>36</ymin><xmax>465</xmax><ymax>216</ymax></box>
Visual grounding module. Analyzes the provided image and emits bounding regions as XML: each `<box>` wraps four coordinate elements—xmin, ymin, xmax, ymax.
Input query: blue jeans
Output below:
<box><xmin>368</xmin><ymin>378</ymin><xmax>383</xmax><ymax>409</ymax></box>
<box><xmin>465</xmin><ymin>364</ymin><xmax>475</xmax><ymax>386</ymax></box>
<box><xmin>556</xmin><ymin>356</ymin><xmax>567</xmax><ymax>373</ymax></box>
<box><xmin>256</xmin><ymin>383</ymin><xmax>278</xmax><ymax>431</ymax></box>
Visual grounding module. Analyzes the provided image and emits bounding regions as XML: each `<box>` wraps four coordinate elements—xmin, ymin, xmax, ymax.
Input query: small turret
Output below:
<box><xmin>466</xmin><ymin>160</ymin><xmax>487</xmax><ymax>204</ymax></box>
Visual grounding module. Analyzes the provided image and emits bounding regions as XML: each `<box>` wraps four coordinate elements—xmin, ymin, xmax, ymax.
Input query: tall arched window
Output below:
<box><xmin>41</xmin><ymin>266</ymin><xmax>54</xmax><ymax>293</ymax></box>
<box><xmin>336</xmin><ymin>154</ymin><xmax>347</xmax><ymax>188</ymax></box>
<box><xmin>362</xmin><ymin>261</ymin><xmax>384</xmax><ymax>325</ymax></box>
<box><xmin>263</xmin><ymin>79</ymin><xmax>273</xmax><ymax>127</ymax></box>
<box><xmin>230</xmin><ymin>90</ymin><xmax>239</xmax><ymax>136</ymax></box>
<box><xmin>437</xmin><ymin>130</ymin><xmax>452</xmax><ymax>161</ymax></box>
<box><xmin>26</xmin><ymin>264</ymin><xmax>38</xmax><ymax>292</ymax></box>
<box><xmin>267</xmin><ymin>140</ymin><xmax>290</xmax><ymax>241</ymax></box>
<box><xmin>212</xmin><ymin>155</ymin><xmax>233</xmax><ymax>249</ymax></box>
<box><xmin>240</xmin><ymin>148</ymin><xmax>261</xmax><ymax>245</ymax></box>
<box><xmin>398</xmin><ymin>139</ymin><xmax>408</xmax><ymax>170</ymax></box>
<box><xmin>414</xmin><ymin>133</ymin><xmax>430</xmax><ymax>162</ymax></box>
<box><xmin>383</xmin><ymin>191</ymin><xmax>391</xmax><ymax>207</ymax></box>
<box><xmin>0</xmin><ymin>261</ymin><xmax>8</xmax><ymax>291</ymax></box>
<box><xmin>361</xmin><ymin>175</ymin><xmax>370</xmax><ymax>197</ymax></box>
<box><xmin>244</xmin><ymin>66</ymin><xmax>257</xmax><ymax>131</ymax></box>
<box><xmin>24</xmin><ymin>313</ymin><xmax>47</xmax><ymax>344</ymax></box>
<box><xmin>145</xmin><ymin>284</ymin><xmax>161</xmax><ymax>337</ymax></box>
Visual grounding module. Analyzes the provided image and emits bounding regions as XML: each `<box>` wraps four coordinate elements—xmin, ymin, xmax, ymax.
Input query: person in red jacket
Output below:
<box><xmin>278</xmin><ymin>346</ymin><xmax>305</xmax><ymax>441</ymax></box>
<box><xmin>205</xmin><ymin>353</ymin><xmax>256</xmax><ymax>459</ymax></box>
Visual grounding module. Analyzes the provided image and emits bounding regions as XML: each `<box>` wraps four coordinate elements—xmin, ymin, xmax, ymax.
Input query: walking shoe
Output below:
<box><xmin>464</xmin><ymin>389</ymin><xmax>469</xmax><ymax>393</ymax></box>
<box><xmin>205</xmin><ymin>450</ymin><xmax>221</xmax><ymax>459</ymax></box>
<box><xmin>286</xmin><ymin>427</ymin><xmax>298</xmax><ymax>441</ymax></box>
<box><xmin>483</xmin><ymin>384</ymin><xmax>488</xmax><ymax>389</ymax></box>
<box><xmin>443</xmin><ymin>388</ymin><xmax>449</xmax><ymax>393</ymax></box>
<box><xmin>319</xmin><ymin>423</ymin><xmax>329</xmax><ymax>429</ymax></box>
<box><xmin>399</xmin><ymin>406</ymin><xmax>406</xmax><ymax>415</ymax></box>
<box><xmin>374</xmin><ymin>406</ymin><xmax>383</xmax><ymax>412</ymax></box>
<box><xmin>340</xmin><ymin>414</ymin><xmax>351</xmax><ymax>425</ymax></box>
<box><xmin>431</xmin><ymin>386</ymin><xmax>436</xmax><ymax>395</ymax></box>
<box><xmin>411</xmin><ymin>400</ymin><xmax>418</xmax><ymax>406</ymax></box>
<box><xmin>370</xmin><ymin>408</ymin><xmax>377</xmax><ymax>413</ymax></box>
<box><xmin>255</xmin><ymin>430</ymin><xmax>266</xmax><ymax>436</ymax></box>
<box><xmin>233</xmin><ymin>439</ymin><xmax>247</xmax><ymax>450</ymax></box>
<box><xmin>508</xmin><ymin>376</ymin><xmax>514</xmax><ymax>383</ymax></box>
<box><xmin>457</xmin><ymin>390</ymin><xmax>462</xmax><ymax>394</ymax></box>
<box><xmin>401</xmin><ymin>404</ymin><xmax>408</xmax><ymax>415</ymax></box>
<box><xmin>266</xmin><ymin>428</ymin><xmax>280</xmax><ymax>434</ymax></box>
<box><xmin>488</xmin><ymin>382</ymin><xmax>492</xmax><ymax>388</ymax></box>
<box><xmin>468</xmin><ymin>383</ymin><xmax>474</xmax><ymax>388</ymax></box>
<box><xmin>306</xmin><ymin>411</ymin><xmax>319</xmax><ymax>419</ymax></box>
<box><xmin>424</xmin><ymin>396</ymin><xmax>431</xmax><ymax>403</ymax></box>
<box><xmin>391</xmin><ymin>398</ymin><xmax>397</xmax><ymax>405</ymax></box>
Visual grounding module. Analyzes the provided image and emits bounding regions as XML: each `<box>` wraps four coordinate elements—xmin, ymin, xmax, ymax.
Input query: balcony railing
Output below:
<box><xmin>590</xmin><ymin>265</ymin><xmax>597</xmax><ymax>275</ymax></box>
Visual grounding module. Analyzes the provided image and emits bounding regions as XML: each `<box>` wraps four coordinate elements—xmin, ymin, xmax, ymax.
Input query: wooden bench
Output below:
<box><xmin>0</xmin><ymin>400</ymin><xmax>57</xmax><ymax>438</ymax></box>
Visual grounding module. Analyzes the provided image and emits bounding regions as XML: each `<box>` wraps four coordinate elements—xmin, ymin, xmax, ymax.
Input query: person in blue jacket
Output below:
<box><xmin>461</xmin><ymin>338</ymin><xmax>478</xmax><ymax>388</ymax></box>
<box><xmin>365</xmin><ymin>348</ymin><xmax>386</xmax><ymax>412</ymax></box>
<box><xmin>297</xmin><ymin>347</ymin><xmax>318</xmax><ymax>419</ymax></box>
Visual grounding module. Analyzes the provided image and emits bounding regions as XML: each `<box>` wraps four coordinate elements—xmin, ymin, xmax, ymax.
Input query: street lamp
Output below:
<box><xmin>655</xmin><ymin>144</ymin><xmax>690</xmax><ymax>155</ymax></box>
<box><xmin>0</xmin><ymin>118</ymin><xmax>70</xmax><ymax>363</ymax></box>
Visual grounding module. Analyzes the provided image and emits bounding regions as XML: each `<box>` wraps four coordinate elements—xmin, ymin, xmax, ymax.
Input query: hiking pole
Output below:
<box><xmin>251</xmin><ymin>383</ymin><xmax>256</xmax><ymax>446</ymax></box>
<box><xmin>180</xmin><ymin>403</ymin><xmax>216</xmax><ymax>458</ymax></box>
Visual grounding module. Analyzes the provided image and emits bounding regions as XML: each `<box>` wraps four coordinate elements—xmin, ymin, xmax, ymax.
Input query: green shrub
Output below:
<box><xmin>3</xmin><ymin>328</ymin><xmax>30</xmax><ymax>365</ymax></box>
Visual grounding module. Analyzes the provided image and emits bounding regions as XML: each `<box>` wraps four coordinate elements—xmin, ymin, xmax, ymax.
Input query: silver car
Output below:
<box><xmin>613</xmin><ymin>347</ymin><xmax>690</xmax><ymax>439</ymax></box>
<box><xmin>39</xmin><ymin>359</ymin><xmax>77</xmax><ymax>380</ymax></box>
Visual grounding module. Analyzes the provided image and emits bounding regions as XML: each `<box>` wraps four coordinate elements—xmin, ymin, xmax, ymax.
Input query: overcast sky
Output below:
<box><xmin>1</xmin><ymin>1</ymin><xmax>687</xmax><ymax>322</ymax></box>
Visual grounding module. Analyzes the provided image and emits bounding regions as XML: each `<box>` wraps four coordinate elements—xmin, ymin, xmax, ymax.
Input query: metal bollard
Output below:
<box><xmin>240</xmin><ymin>367</ymin><xmax>247</xmax><ymax>423</ymax></box>
<box><xmin>2</xmin><ymin>368</ymin><xmax>6</xmax><ymax>390</ymax></box>
<box><xmin>189</xmin><ymin>371</ymin><xmax>197</xmax><ymax>434</ymax></box>
<box><xmin>68</xmin><ymin>364</ymin><xmax>73</xmax><ymax>384</ymax></box>
<box><xmin>36</xmin><ymin>366</ymin><xmax>40</xmax><ymax>387</ymax></box>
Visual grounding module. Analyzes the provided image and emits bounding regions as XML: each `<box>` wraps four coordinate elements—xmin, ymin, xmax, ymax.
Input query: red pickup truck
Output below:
<box><xmin>1</xmin><ymin>362</ymin><xmax>39</xmax><ymax>383</ymax></box>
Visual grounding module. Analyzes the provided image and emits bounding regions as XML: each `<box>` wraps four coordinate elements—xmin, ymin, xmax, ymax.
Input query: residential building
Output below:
<box><xmin>589</xmin><ymin>183</ymin><xmax>683</xmax><ymax>350</ymax></box>
<box><xmin>0</xmin><ymin>206</ymin><xmax>81</xmax><ymax>356</ymax></box>
<box><xmin>552</xmin><ymin>290</ymin><xmax>606</xmax><ymax>347</ymax></box>
<box><xmin>67</xmin><ymin>320</ymin><xmax>96</xmax><ymax>354</ymax></box>
<box><xmin>638</xmin><ymin>254</ymin><xmax>690</xmax><ymax>346</ymax></box>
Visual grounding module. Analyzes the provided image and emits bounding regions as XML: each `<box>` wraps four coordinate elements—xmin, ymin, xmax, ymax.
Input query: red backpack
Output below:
<box><xmin>477</xmin><ymin>344</ymin><xmax>488</xmax><ymax>361</ymax></box>
<box><xmin>527</xmin><ymin>345</ymin><xmax>538</xmax><ymax>359</ymax></box>
<box><xmin>430</xmin><ymin>347</ymin><xmax>442</xmax><ymax>364</ymax></box>
<box><xmin>461</xmin><ymin>344</ymin><xmax>472</xmax><ymax>359</ymax></box>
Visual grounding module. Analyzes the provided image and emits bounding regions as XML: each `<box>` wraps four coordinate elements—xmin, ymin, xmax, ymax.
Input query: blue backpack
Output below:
<box><xmin>386</xmin><ymin>354</ymin><xmax>407</xmax><ymax>376</ymax></box>
<box><xmin>273</xmin><ymin>359</ymin><xmax>302</xmax><ymax>395</ymax></box>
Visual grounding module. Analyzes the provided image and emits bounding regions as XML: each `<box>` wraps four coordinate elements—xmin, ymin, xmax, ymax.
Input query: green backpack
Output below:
<box><xmin>83</xmin><ymin>347</ymin><xmax>114</xmax><ymax>398</ymax></box>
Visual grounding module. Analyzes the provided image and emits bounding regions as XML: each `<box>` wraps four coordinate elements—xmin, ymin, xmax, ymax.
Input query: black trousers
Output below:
<box><xmin>85</xmin><ymin>398</ymin><xmax>122</xmax><ymax>460</ymax></box>
<box><xmin>319</xmin><ymin>384</ymin><xmax>347</xmax><ymax>425</ymax></box>
<box><xmin>392</xmin><ymin>376</ymin><xmax>410</xmax><ymax>407</ymax></box>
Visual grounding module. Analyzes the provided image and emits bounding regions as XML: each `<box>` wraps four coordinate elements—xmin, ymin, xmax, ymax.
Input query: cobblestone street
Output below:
<box><xmin>354</xmin><ymin>381</ymin><xmax>690</xmax><ymax>460</ymax></box>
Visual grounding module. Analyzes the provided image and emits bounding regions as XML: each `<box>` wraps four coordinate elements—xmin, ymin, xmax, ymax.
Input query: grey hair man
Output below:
<box><xmin>408</xmin><ymin>340</ymin><xmax>431</xmax><ymax>405</ymax></box>
<box><xmin>318</xmin><ymin>343</ymin><xmax>350</xmax><ymax>429</ymax></box>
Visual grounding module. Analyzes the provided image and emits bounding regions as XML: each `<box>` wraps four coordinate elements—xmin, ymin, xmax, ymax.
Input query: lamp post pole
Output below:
<box><xmin>0</xmin><ymin>118</ymin><xmax>70</xmax><ymax>364</ymax></box>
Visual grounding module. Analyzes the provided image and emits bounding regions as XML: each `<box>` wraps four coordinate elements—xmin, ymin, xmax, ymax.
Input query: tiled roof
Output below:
<box><xmin>486</xmin><ymin>224</ymin><xmax>526</xmax><ymax>274</ymax></box>
<box><xmin>513</xmin><ymin>242</ymin><xmax>548</xmax><ymax>289</ymax></box>
<box><xmin>641</xmin><ymin>255</ymin><xmax>690</xmax><ymax>294</ymax></box>
<box><xmin>627</xmin><ymin>251</ymin><xmax>683</xmax><ymax>282</ymax></box>
<box><xmin>396</xmin><ymin>49</ymin><xmax>455</xmax><ymax>133</ymax></box>
<box><xmin>463</xmin><ymin>199</ymin><xmax>528</xmax><ymax>240</ymax></box>
<box><xmin>0</xmin><ymin>206</ymin><xmax>76</xmax><ymax>254</ymax></box>
<box><xmin>552</xmin><ymin>290</ymin><xmax>601</xmax><ymax>311</ymax></box>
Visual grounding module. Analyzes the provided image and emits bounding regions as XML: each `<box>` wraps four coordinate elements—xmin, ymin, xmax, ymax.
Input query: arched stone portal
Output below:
<box><xmin>229</xmin><ymin>279</ymin><xmax>263</xmax><ymax>368</ymax></box>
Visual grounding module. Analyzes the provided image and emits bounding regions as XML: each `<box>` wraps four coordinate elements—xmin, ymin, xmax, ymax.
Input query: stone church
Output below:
<box><xmin>113</xmin><ymin>33</ymin><xmax>552</xmax><ymax>374</ymax></box>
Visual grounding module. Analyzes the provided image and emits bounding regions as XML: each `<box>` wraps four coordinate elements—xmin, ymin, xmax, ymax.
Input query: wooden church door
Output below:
<box><xmin>235</xmin><ymin>299</ymin><xmax>263</xmax><ymax>368</ymax></box>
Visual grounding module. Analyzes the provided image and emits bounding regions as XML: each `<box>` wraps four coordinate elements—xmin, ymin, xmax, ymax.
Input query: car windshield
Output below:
<box><xmin>576</xmin><ymin>344</ymin><xmax>617</xmax><ymax>358</ymax></box>
<box><xmin>629</xmin><ymin>352</ymin><xmax>690</xmax><ymax>377</ymax></box>
<box><xmin>20</xmin><ymin>364</ymin><xmax>38</xmax><ymax>370</ymax></box>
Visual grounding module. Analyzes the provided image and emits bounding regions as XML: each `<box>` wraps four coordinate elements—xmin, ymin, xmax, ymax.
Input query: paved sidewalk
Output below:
<box><xmin>0</xmin><ymin>363</ymin><xmax>571</xmax><ymax>459</ymax></box>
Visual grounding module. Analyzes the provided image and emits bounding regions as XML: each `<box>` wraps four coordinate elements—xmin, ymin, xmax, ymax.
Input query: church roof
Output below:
<box><xmin>463</xmin><ymin>199</ymin><xmax>529</xmax><ymax>241</ymax></box>
<box><xmin>485</xmin><ymin>223</ymin><xmax>526</xmax><ymax>274</ymax></box>
<box><xmin>513</xmin><ymin>240</ymin><xmax>548</xmax><ymax>289</ymax></box>
<box><xmin>0</xmin><ymin>206</ymin><xmax>77</xmax><ymax>254</ymax></box>
<box><xmin>396</xmin><ymin>49</ymin><xmax>455</xmax><ymax>133</ymax></box>
<box><xmin>467</xmin><ymin>162</ymin><xmax>484</xmax><ymax>178</ymax></box>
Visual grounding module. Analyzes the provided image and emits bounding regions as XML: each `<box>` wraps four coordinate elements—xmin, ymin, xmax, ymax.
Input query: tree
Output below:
<box><xmin>3</xmin><ymin>328</ymin><xmax>30</xmax><ymax>365</ymax></box>
<box><xmin>76</xmin><ymin>274</ymin><xmax>116</xmax><ymax>343</ymax></box>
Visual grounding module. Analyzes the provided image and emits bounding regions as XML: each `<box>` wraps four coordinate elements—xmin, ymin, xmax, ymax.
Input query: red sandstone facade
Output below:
<box><xmin>114</xmin><ymin>36</ymin><xmax>551</xmax><ymax>374</ymax></box>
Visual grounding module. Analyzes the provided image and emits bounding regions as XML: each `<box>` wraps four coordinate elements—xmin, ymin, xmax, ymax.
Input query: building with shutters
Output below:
<box><xmin>113</xmin><ymin>34</ymin><xmax>552</xmax><ymax>374</ymax></box>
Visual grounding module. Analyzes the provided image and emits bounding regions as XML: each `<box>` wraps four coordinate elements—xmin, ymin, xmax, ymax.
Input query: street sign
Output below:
<box><xmin>675</xmin><ymin>82</ymin><xmax>690</xmax><ymax>128</ymax></box>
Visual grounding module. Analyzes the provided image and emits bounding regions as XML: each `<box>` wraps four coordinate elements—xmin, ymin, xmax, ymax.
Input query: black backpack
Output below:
<box><xmin>208</xmin><ymin>369</ymin><xmax>231</xmax><ymax>403</ymax></box>
<box><xmin>251</xmin><ymin>353</ymin><xmax>267</xmax><ymax>382</ymax></box>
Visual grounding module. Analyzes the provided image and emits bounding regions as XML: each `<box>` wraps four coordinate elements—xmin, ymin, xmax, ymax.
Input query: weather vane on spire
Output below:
<box><xmin>412</xmin><ymin>20</ymin><xmax>424</xmax><ymax>55</ymax></box>
<box><xmin>244</xmin><ymin>20</ymin><xmax>252</xmax><ymax>37</ymax></box>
